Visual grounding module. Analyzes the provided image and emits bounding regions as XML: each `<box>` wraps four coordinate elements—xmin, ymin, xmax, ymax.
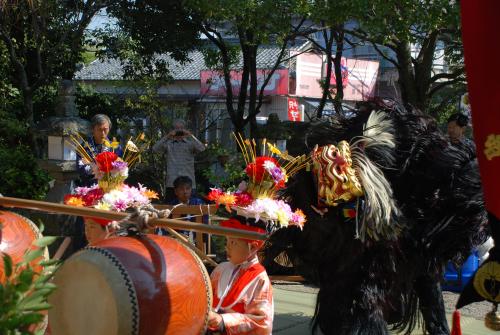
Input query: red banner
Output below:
<box><xmin>287</xmin><ymin>98</ymin><xmax>302</xmax><ymax>122</ymax></box>
<box><xmin>328</xmin><ymin>57</ymin><xmax>349</xmax><ymax>88</ymax></box>
<box><xmin>200</xmin><ymin>69</ymin><xmax>289</xmax><ymax>96</ymax></box>
<box><xmin>461</xmin><ymin>1</ymin><xmax>500</xmax><ymax>218</ymax></box>
<box><xmin>294</xmin><ymin>52</ymin><xmax>379</xmax><ymax>101</ymax></box>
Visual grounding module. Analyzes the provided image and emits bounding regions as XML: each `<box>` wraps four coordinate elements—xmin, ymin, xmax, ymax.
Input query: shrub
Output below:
<box><xmin>0</xmin><ymin>228</ymin><xmax>59</xmax><ymax>335</ymax></box>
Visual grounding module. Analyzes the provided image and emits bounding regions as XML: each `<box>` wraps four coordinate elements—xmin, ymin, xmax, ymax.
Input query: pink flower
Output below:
<box><xmin>112</xmin><ymin>199</ymin><xmax>128</xmax><ymax>211</ymax></box>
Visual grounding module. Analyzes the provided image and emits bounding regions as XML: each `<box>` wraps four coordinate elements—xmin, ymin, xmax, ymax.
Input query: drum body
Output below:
<box><xmin>48</xmin><ymin>234</ymin><xmax>212</xmax><ymax>335</ymax></box>
<box><xmin>0</xmin><ymin>210</ymin><xmax>46</xmax><ymax>283</ymax></box>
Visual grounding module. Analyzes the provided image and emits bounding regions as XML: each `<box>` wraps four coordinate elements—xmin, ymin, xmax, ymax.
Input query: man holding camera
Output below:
<box><xmin>153</xmin><ymin>119</ymin><xmax>206</xmax><ymax>201</ymax></box>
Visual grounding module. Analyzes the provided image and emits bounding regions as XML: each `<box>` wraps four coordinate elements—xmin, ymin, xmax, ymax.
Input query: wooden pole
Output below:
<box><xmin>0</xmin><ymin>196</ymin><xmax>266</xmax><ymax>241</ymax></box>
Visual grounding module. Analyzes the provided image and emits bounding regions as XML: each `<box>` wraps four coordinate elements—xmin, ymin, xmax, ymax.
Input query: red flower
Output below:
<box><xmin>207</xmin><ymin>188</ymin><xmax>223</xmax><ymax>202</ymax></box>
<box><xmin>82</xmin><ymin>188</ymin><xmax>104</xmax><ymax>206</ymax></box>
<box><xmin>64</xmin><ymin>194</ymin><xmax>84</xmax><ymax>206</ymax></box>
<box><xmin>245</xmin><ymin>156</ymin><xmax>279</xmax><ymax>182</ymax></box>
<box><xmin>95</xmin><ymin>151</ymin><xmax>118</xmax><ymax>173</ymax></box>
<box><xmin>235</xmin><ymin>192</ymin><xmax>253</xmax><ymax>207</ymax></box>
<box><xmin>275</xmin><ymin>179</ymin><xmax>285</xmax><ymax>190</ymax></box>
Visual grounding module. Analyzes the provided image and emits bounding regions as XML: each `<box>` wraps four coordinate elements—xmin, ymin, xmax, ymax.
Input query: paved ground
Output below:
<box><xmin>272</xmin><ymin>282</ymin><xmax>496</xmax><ymax>335</ymax></box>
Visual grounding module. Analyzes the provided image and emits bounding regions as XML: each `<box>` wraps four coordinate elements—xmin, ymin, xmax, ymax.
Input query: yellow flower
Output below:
<box><xmin>217</xmin><ymin>193</ymin><xmax>236</xmax><ymax>212</ymax></box>
<box><xmin>104</xmin><ymin>139</ymin><xmax>120</xmax><ymax>149</ymax></box>
<box><xmin>65</xmin><ymin>196</ymin><xmax>84</xmax><ymax>207</ymax></box>
<box><xmin>267</xmin><ymin>142</ymin><xmax>282</xmax><ymax>156</ymax></box>
<box><xmin>95</xmin><ymin>202</ymin><xmax>111</xmax><ymax>211</ymax></box>
<box><xmin>276</xmin><ymin>210</ymin><xmax>289</xmax><ymax>227</ymax></box>
<box><xmin>144</xmin><ymin>190</ymin><xmax>159</xmax><ymax>199</ymax></box>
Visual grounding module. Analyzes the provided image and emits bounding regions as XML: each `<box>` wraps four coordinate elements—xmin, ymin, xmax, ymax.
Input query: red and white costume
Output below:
<box><xmin>210</xmin><ymin>255</ymin><xmax>273</xmax><ymax>335</ymax></box>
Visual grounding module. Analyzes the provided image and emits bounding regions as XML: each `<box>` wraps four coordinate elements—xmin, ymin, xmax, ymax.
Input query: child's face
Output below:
<box><xmin>225</xmin><ymin>237</ymin><xmax>252</xmax><ymax>265</ymax></box>
<box><xmin>84</xmin><ymin>219</ymin><xmax>108</xmax><ymax>245</ymax></box>
<box><xmin>174</xmin><ymin>184</ymin><xmax>192</xmax><ymax>203</ymax></box>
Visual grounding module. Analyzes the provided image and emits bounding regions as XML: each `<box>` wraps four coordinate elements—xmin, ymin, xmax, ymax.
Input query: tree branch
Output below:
<box><xmin>251</xmin><ymin>17</ymin><xmax>307</xmax><ymax>119</ymax></box>
<box><xmin>428</xmin><ymin>76</ymin><xmax>466</xmax><ymax>98</ymax></box>
<box><xmin>201</xmin><ymin>25</ymin><xmax>238</xmax><ymax>125</ymax></box>
<box><xmin>369</xmin><ymin>41</ymin><xmax>400</xmax><ymax>69</ymax></box>
<box><xmin>343</xmin><ymin>27</ymin><xmax>398</xmax><ymax>51</ymax></box>
<box><xmin>429</xmin><ymin>67</ymin><xmax>465</xmax><ymax>83</ymax></box>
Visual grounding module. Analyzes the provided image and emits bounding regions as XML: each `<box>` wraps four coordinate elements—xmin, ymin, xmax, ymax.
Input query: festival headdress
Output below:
<box><xmin>64</xmin><ymin>133</ymin><xmax>158</xmax><ymax>226</ymax></box>
<box><xmin>207</xmin><ymin>134</ymin><xmax>309</xmax><ymax>238</ymax></box>
<box><xmin>310</xmin><ymin>110</ymin><xmax>400</xmax><ymax>241</ymax></box>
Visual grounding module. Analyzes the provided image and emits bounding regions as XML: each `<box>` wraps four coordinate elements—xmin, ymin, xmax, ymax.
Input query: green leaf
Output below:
<box><xmin>33</xmin><ymin>282</ymin><xmax>56</xmax><ymax>291</ymax></box>
<box><xmin>14</xmin><ymin>312</ymin><xmax>44</xmax><ymax>326</ymax></box>
<box><xmin>20</xmin><ymin>302</ymin><xmax>52</xmax><ymax>312</ymax></box>
<box><xmin>37</xmin><ymin>222</ymin><xmax>45</xmax><ymax>234</ymax></box>
<box><xmin>38</xmin><ymin>259</ymin><xmax>60</xmax><ymax>267</ymax></box>
<box><xmin>2</xmin><ymin>253</ymin><xmax>13</xmax><ymax>278</ymax></box>
<box><xmin>22</xmin><ymin>248</ymin><xmax>43</xmax><ymax>264</ymax></box>
<box><xmin>18</xmin><ymin>269</ymin><xmax>34</xmax><ymax>287</ymax></box>
<box><xmin>33</xmin><ymin>236</ymin><xmax>57</xmax><ymax>248</ymax></box>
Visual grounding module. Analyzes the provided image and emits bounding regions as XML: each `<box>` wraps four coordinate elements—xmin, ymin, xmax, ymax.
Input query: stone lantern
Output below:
<box><xmin>36</xmin><ymin>79</ymin><xmax>90</xmax><ymax>203</ymax></box>
<box><xmin>33</xmin><ymin>80</ymin><xmax>90</xmax><ymax>253</ymax></box>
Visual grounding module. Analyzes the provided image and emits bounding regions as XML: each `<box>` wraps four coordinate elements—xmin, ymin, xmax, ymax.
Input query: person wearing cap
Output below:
<box><xmin>207</xmin><ymin>217</ymin><xmax>273</xmax><ymax>335</ymax></box>
<box><xmin>205</xmin><ymin>139</ymin><xmax>309</xmax><ymax>335</ymax></box>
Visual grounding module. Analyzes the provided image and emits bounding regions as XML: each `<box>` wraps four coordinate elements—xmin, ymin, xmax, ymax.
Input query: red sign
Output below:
<box><xmin>287</xmin><ymin>98</ymin><xmax>302</xmax><ymax>122</ymax></box>
<box><xmin>200</xmin><ymin>69</ymin><xmax>288</xmax><ymax>96</ymax></box>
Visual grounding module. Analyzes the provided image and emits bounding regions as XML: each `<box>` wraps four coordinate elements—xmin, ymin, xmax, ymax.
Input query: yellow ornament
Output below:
<box><xmin>484</xmin><ymin>134</ymin><xmax>500</xmax><ymax>160</ymax></box>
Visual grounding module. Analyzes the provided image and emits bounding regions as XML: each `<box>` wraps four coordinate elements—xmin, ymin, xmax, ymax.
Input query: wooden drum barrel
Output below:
<box><xmin>48</xmin><ymin>234</ymin><xmax>212</xmax><ymax>335</ymax></box>
<box><xmin>0</xmin><ymin>210</ymin><xmax>47</xmax><ymax>283</ymax></box>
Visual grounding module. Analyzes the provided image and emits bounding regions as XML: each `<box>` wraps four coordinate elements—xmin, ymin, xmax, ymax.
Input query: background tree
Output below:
<box><xmin>0</xmin><ymin>0</ymin><xmax>108</xmax><ymax>146</ymax></box>
<box><xmin>189</xmin><ymin>0</ymin><xmax>309</xmax><ymax>136</ymax></box>
<box><xmin>105</xmin><ymin>0</ymin><xmax>310</xmax><ymax>136</ymax></box>
<box><xmin>346</xmin><ymin>0</ymin><xmax>464</xmax><ymax>113</ymax></box>
<box><xmin>303</xmin><ymin>0</ymin><xmax>365</xmax><ymax>117</ymax></box>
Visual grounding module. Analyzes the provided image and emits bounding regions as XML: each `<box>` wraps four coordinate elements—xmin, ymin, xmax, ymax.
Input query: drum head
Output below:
<box><xmin>49</xmin><ymin>247</ymin><xmax>139</xmax><ymax>335</ymax></box>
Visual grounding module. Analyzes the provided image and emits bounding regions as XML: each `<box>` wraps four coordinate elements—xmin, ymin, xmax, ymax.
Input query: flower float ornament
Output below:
<box><xmin>206</xmin><ymin>134</ymin><xmax>309</xmax><ymax>230</ymax></box>
<box><xmin>64</xmin><ymin>183</ymin><xmax>158</xmax><ymax>212</ymax></box>
<box><xmin>68</xmin><ymin>132</ymin><xmax>149</xmax><ymax>192</ymax></box>
<box><xmin>64</xmin><ymin>132</ymin><xmax>158</xmax><ymax>219</ymax></box>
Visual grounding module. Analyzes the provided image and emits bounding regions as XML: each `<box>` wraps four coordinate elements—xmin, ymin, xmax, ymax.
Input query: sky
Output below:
<box><xmin>87</xmin><ymin>10</ymin><xmax>116</xmax><ymax>31</ymax></box>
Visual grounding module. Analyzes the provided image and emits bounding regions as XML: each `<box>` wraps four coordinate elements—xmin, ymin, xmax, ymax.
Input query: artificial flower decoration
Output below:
<box><xmin>206</xmin><ymin>134</ymin><xmax>310</xmax><ymax>230</ymax></box>
<box><xmin>65</xmin><ymin>183</ymin><xmax>158</xmax><ymax>212</ymax></box>
<box><xmin>64</xmin><ymin>133</ymin><xmax>158</xmax><ymax>216</ymax></box>
<box><xmin>68</xmin><ymin>132</ymin><xmax>149</xmax><ymax>192</ymax></box>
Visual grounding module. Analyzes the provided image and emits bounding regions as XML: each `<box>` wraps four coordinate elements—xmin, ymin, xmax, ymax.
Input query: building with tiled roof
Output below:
<box><xmin>73</xmin><ymin>40</ymin><xmax>384</xmax><ymax>142</ymax></box>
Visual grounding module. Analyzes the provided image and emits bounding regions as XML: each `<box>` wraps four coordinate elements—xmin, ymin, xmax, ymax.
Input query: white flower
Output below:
<box><xmin>263</xmin><ymin>160</ymin><xmax>276</xmax><ymax>172</ymax></box>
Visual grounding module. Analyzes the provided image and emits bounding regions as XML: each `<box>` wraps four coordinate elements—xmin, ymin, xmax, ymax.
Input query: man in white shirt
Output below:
<box><xmin>152</xmin><ymin>119</ymin><xmax>206</xmax><ymax>201</ymax></box>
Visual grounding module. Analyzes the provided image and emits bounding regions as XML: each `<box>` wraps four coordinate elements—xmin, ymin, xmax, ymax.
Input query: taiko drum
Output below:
<box><xmin>0</xmin><ymin>210</ymin><xmax>47</xmax><ymax>283</ymax></box>
<box><xmin>48</xmin><ymin>234</ymin><xmax>212</xmax><ymax>335</ymax></box>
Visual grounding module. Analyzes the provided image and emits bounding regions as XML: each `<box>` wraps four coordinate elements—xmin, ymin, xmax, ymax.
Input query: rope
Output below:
<box><xmin>109</xmin><ymin>203</ymin><xmax>182</xmax><ymax>236</ymax></box>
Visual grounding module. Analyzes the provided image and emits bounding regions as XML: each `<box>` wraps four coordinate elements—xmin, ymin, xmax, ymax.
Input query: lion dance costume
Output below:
<box><xmin>263</xmin><ymin>102</ymin><xmax>488</xmax><ymax>334</ymax></box>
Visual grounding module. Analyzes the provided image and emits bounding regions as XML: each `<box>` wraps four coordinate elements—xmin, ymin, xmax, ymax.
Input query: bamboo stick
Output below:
<box><xmin>162</xmin><ymin>226</ymin><xmax>218</xmax><ymax>267</ymax></box>
<box><xmin>0</xmin><ymin>197</ymin><xmax>267</xmax><ymax>241</ymax></box>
